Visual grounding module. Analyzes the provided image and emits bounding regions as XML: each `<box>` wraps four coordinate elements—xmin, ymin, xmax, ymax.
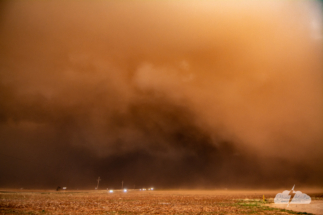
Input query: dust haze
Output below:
<box><xmin>0</xmin><ymin>1</ymin><xmax>322</xmax><ymax>189</ymax></box>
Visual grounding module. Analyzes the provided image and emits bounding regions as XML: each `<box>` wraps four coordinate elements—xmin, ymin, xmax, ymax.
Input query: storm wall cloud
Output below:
<box><xmin>0</xmin><ymin>1</ymin><xmax>322</xmax><ymax>189</ymax></box>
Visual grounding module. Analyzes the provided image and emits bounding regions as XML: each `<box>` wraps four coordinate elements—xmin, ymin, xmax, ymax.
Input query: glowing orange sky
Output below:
<box><xmin>0</xmin><ymin>1</ymin><xmax>322</xmax><ymax>189</ymax></box>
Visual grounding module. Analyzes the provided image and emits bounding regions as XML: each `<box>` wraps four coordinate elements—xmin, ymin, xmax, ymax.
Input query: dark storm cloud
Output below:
<box><xmin>0</xmin><ymin>1</ymin><xmax>322</xmax><ymax>189</ymax></box>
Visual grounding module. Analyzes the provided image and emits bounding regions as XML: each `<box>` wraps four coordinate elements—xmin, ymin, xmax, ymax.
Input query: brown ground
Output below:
<box><xmin>0</xmin><ymin>189</ymin><xmax>322</xmax><ymax>214</ymax></box>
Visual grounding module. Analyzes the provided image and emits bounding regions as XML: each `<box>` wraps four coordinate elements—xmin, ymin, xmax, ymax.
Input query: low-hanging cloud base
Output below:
<box><xmin>0</xmin><ymin>1</ymin><xmax>322</xmax><ymax>189</ymax></box>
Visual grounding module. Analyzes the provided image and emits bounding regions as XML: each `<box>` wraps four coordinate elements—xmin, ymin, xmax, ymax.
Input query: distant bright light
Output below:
<box><xmin>151</xmin><ymin>188</ymin><xmax>154</xmax><ymax>190</ymax></box>
<box><xmin>109</xmin><ymin>190</ymin><xmax>113</xmax><ymax>193</ymax></box>
<box><xmin>123</xmin><ymin>189</ymin><xmax>127</xmax><ymax>192</ymax></box>
<box><xmin>143</xmin><ymin>188</ymin><xmax>146</xmax><ymax>191</ymax></box>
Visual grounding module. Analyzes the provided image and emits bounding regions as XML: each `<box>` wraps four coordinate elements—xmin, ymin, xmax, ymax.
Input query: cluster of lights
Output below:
<box><xmin>107</xmin><ymin>187</ymin><xmax>153</xmax><ymax>193</ymax></box>
<box><xmin>140</xmin><ymin>188</ymin><xmax>154</xmax><ymax>191</ymax></box>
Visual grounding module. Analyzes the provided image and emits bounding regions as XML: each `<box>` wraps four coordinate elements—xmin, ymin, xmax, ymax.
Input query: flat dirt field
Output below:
<box><xmin>0</xmin><ymin>189</ymin><xmax>322</xmax><ymax>214</ymax></box>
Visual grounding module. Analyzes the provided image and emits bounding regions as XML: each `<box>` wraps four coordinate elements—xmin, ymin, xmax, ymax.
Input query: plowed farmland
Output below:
<box><xmin>1</xmin><ymin>190</ymin><xmax>322</xmax><ymax>214</ymax></box>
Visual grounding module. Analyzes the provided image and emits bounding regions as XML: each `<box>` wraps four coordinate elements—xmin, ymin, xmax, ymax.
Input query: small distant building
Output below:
<box><xmin>56</xmin><ymin>186</ymin><xmax>67</xmax><ymax>191</ymax></box>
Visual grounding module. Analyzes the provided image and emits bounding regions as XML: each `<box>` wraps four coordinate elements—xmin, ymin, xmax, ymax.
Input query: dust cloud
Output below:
<box><xmin>0</xmin><ymin>1</ymin><xmax>322</xmax><ymax>189</ymax></box>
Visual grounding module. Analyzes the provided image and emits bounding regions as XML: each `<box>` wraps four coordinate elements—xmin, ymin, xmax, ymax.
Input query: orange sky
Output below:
<box><xmin>0</xmin><ymin>1</ymin><xmax>322</xmax><ymax>189</ymax></box>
